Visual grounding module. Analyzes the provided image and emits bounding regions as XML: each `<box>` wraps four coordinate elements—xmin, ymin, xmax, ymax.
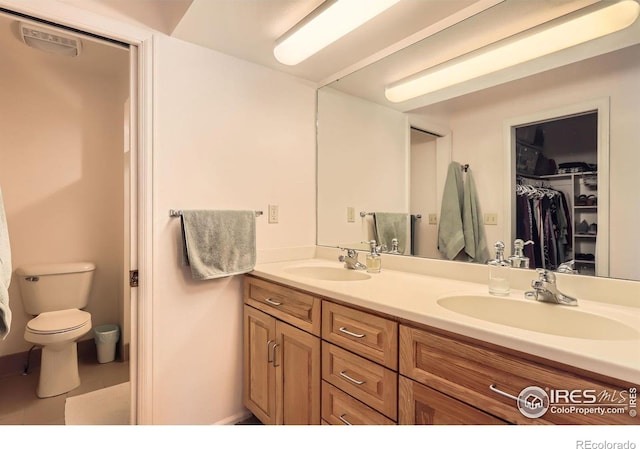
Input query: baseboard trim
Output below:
<box><xmin>214</xmin><ymin>410</ymin><xmax>253</xmax><ymax>425</ymax></box>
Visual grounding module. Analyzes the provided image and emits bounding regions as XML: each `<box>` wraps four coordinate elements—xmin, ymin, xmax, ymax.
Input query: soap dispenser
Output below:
<box><xmin>364</xmin><ymin>240</ymin><xmax>382</xmax><ymax>273</ymax></box>
<box><xmin>508</xmin><ymin>239</ymin><xmax>534</xmax><ymax>269</ymax></box>
<box><xmin>488</xmin><ymin>241</ymin><xmax>510</xmax><ymax>296</ymax></box>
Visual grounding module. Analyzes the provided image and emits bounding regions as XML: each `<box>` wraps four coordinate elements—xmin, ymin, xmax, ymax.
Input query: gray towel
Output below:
<box><xmin>463</xmin><ymin>168</ymin><xmax>489</xmax><ymax>263</ymax></box>
<box><xmin>437</xmin><ymin>162</ymin><xmax>465</xmax><ymax>260</ymax></box>
<box><xmin>180</xmin><ymin>210</ymin><xmax>256</xmax><ymax>280</ymax></box>
<box><xmin>0</xmin><ymin>187</ymin><xmax>12</xmax><ymax>339</ymax></box>
<box><xmin>373</xmin><ymin>212</ymin><xmax>409</xmax><ymax>254</ymax></box>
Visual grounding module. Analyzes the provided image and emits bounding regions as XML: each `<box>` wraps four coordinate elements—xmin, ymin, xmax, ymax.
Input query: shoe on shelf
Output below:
<box><xmin>576</xmin><ymin>220</ymin><xmax>589</xmax><ymax>234</ymax></box>
<box><xmin>588</xmin><ymin>223</ymin><xmax>597</xmax><ymax>234</ymax></box>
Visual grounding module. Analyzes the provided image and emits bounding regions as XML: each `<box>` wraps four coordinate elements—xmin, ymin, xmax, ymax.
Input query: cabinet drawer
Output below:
<box><xmin>322</xmin><ymin>342</ymin><xmax>397</xmax><ymax>420</ymax></box>
<box><xmin>244</xmin><ymin>276</ymin><xmax>320</xmax><ymax>336</ymax></box>
<box><xmin>399</xmin><ymin>376</ymin><xmax>506</xmax><ymax>425</ymax></box>
<box><xmin>322</xmin><ymin>301</ymin><xmax>398</xmax><ymax>369</ymax></box>
<box><xmin>400</xmin><ymin>325</ymin><xmax>637</xmax><ymax>425</ymax></box>
<box><xmin>321</xmin><ymin>382</ymin><xmax>396</xmax><ymax>425</ymax></box>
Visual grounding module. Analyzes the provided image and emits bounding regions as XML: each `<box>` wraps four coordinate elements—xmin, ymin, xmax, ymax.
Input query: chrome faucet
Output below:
<box><xmin>338</xmin><ymin>247</ymin><xmax>367</xmax><ymax>270</ymax></box>
<box><xmin>526</xmin><ymin>268</ymin><xmax>578</xmax><ymax>306</ymax></box>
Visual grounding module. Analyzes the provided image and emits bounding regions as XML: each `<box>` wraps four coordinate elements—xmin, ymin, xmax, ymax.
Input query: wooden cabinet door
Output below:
<box><xmin>243</xmin><ymin>305</ymin><xmax>277</xmax><ymax>425</ymax></box>
<box><xmin>399</xmin><ymin>376</ymin><xmax>506</xmax><ymax>425</ymax></box>
<box><xmin>276</xmin><ymin>320</ymin><xmax>321</xmax><ymax>425</ymax></box>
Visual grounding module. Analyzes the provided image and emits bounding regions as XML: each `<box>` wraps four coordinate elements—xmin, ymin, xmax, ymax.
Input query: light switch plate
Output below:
<box><xmin>268</xmin><ymin>204</ymin><xmax>278</xmax><ymax>224</ymax></box>
<box><xmin>347</xmin><ymin>207</ymin><xmax>355</xmax><ymax>223</ymax></box>
<box><xmin>484</xmin><ymin>213</ymin><xmax>498</xmax><ymax>225</ymax></box>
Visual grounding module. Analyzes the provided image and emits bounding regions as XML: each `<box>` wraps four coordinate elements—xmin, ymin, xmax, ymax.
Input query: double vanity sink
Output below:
<box><xmin>285</xmin><ymin>263</ymin><xmax>638</xmax><ymax>341</ymax></box>
<box><xmin>257</xmin><ymin>256</ymin><xmax>640</xmax><ymax>384</ymax></box>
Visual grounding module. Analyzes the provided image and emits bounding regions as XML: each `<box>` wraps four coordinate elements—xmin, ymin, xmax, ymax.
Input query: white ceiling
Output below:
<box><xmin>4</xmin><ymin>0</ymin><xmax>639</xmax><ymax>110</ymax></box>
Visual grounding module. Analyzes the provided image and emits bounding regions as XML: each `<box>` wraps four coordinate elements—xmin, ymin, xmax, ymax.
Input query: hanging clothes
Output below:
<box><xmin>515</xmin><ymin>182</ymin><xmax>572</xmax><ymax>270</ymax></box>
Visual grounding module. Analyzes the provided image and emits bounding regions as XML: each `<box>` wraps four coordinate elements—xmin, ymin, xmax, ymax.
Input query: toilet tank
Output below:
<box><xmin>16</xmin><ymin>262</ymin><xmax>96</xmax><ymax>315</ymax></box>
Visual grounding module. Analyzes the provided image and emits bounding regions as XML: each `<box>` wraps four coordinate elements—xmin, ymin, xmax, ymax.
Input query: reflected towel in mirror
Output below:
<box><xmin>373</xmin><ymin>212</ymin><xmax>409</xmax><ymax>254</ymax></box>
<box><xmin>437</xmin><ymin>162</ymin><xmax>465</xmax><ymax>260</ymax></box>
<box><xmin>463</xmin><ymin>168</ymin><xmax>489</xmax><ymax>263</ymax></box>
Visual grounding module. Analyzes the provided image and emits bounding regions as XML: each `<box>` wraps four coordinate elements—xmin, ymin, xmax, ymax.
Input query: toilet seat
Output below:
<box><xmin>26</xmin><ymin>309</ymin><xmax>91</xmax><ymax>335</ymax></box>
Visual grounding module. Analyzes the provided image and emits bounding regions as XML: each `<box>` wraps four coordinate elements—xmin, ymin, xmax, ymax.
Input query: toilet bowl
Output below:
<box><xmin>24</xmin><ymin>309</ymin><xmax>92</xmax><ymax>398</ymax></box>
<box><xmin>16</xmin><ymin>262</ymin><xmax>95</xmax><ymax>398</ymax></box>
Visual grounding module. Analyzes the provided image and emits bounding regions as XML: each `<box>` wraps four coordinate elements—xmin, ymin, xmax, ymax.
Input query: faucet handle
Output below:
<box><xmin>535</xmin><ymin>268</ymin><xmax>556</xmax><ymax>283</ymax></box>
<box><xmin>557</xmin><ymin>260</ymin><xmax>577</xmax><ymax>274</ymax></box>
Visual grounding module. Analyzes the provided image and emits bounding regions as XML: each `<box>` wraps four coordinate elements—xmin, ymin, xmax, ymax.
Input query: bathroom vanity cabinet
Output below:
<box><xmin>244</xmin><ymin>274</ymin><xmax>637</xmax><ymax>425</ymax></box>
<box><xmin>321</xmin><ymin>301</ymin><xmax>398</xmax><ymax>424</ymax></box>
<box><xmin>243</xmin><ymin>277</ymin><xmax>321</xmax><ymax>425</ymax></box>
<box><xmin>399</xmin><ymin>324</ymin><xmax>636</xmax><ymax>425</ymax></box>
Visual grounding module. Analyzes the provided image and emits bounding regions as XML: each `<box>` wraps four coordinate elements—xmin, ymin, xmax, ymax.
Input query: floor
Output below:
<box><xmin>0</xmin><ymin>352</ymin><xmax>129</xmax><ymax>425</ymax></box>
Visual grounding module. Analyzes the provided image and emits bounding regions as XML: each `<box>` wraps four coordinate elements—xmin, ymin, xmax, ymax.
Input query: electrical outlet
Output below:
<box><xmin>268</xmin><ymin>204</ymin><xmax>278</xmax><ymax>224</ymax></box>
<box><xmin>484</xmin><ymin>213</ymin><xmax>498</xmax><ymax>225</ymax></box>
<box><xmin>347</xmin><ymin>207</ymin><xmax>355</xmax><ymax>223</ymax></box>
<box><xmin>428</xmin><ymin>213</ymin><xmax>437</xmax><ymax>225</ymax></box>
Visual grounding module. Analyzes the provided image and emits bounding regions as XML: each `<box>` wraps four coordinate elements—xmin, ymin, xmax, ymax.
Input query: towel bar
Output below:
<box><xmin>170</xmin><ymin>209</ymin><xmax>263</xmax><ymax>217</ymax></box>
<box><xmin>359</xmin><ymin>211</ymin><xmax>421</xmax><ymax>219</ymax></box>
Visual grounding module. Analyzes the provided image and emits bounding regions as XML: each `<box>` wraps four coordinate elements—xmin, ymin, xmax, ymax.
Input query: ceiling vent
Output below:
<box><xmin>19</xmin><ymin>22</ymin><xmax>82</xmax><ymax>57</ymax></box>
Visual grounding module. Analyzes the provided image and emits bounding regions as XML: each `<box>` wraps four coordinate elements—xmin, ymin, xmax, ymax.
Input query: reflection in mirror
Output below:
<box><xmin>317</xmin><ymin>12</ymin><xmax>640</xmax><ymax>281</ymax></box>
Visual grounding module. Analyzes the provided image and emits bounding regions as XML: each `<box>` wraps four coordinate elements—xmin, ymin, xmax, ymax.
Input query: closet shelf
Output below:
<box><xmin>517</xmin><ymin>171</ymin><xmax>597</xmax><ymax>180</ymax></box>
<box><xmin>575</xmin><ymin>234</ymin><xmax>597</xmax><ymax>238</ymax></box>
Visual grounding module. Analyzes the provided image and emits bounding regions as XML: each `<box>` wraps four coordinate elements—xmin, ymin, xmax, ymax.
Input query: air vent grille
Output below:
<box><xmin>19</xmin><ymin>22</ymin><xmax>82</xmax><ymax>57</ymax></box>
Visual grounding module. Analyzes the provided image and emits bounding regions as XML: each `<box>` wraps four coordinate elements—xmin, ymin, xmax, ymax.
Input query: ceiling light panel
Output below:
<box><xmin>274</xmin><ymin>0</ymin><xmax>401</xmax><ymax>66</ymax></box>
<box><xmin>385</xmin><ymin>0</ymin><xmax>640</xmax><ymax>103</ymax></box>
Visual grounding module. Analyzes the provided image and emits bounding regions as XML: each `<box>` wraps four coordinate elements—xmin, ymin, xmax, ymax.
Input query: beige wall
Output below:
<box><xmin>0</xmin><ymin>24</ymin><xmax>129</xmax><ymax>356</ymax></box>
<box><xmin>152</xmin><ymin>34</ymin><xmax>316</xmax><ymax>424</ymax></box>
<box><xmin>317</xmin><ymin>87</ymin><xmax>408</xmax><ymax>249</ymax></box>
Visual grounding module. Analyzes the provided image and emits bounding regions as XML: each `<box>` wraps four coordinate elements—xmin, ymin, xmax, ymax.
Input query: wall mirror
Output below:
<box><xmin>316</xmin><ymin>0</ymin><xmax>640</xmax><ymax>281</ymax></box>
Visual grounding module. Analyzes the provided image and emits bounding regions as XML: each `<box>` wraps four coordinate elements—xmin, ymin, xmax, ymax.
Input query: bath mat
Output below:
<box><xmin>65</xmin><ymin>382</ymin><xmax>130</xmax><ymax>425</ymax></box>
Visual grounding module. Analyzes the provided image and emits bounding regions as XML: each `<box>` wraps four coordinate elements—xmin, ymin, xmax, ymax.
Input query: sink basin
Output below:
<box><xmin>437</xmin><ymin>295</ymin><xmax>639</xmax><ymax>340</ymax></box>
<box><xmin>284</xmin><ymin>266</ymin><xmax>371</xmax><ymax>281</ymax></box>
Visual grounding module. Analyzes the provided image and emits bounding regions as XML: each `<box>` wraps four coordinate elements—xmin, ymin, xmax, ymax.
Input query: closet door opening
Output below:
<box><xmin>509</xmin><ymin>103</ymin><xmax>609</xmax><ymax>277</ymax></box>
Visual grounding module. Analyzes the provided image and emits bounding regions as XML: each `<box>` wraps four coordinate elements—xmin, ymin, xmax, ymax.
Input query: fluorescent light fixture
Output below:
<box><xmin>385</xmin><ymin>0</ymin><xmax>640</xmax><ymax>103</ymax></box>
<box><xmin>274</xmin><ymin>0</ymin><xmax>401</xmax><ymax>66</ymax></box>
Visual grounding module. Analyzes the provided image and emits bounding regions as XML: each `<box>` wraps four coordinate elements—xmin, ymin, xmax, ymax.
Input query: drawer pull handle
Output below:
<box><xmin>339</xmin><ymin>327</ymin><xmax>365</xmax><ymax>338</ymax></box>
<box><xmin>266</xmin><ymin>339</ymin><xmax>275</xmax><ymax>363</ymax></box>
<box><xmin>489</xmin><ymin>384</ymin><xmax>519</xmax><ymax>402</ymax></box>
<box><xmin>339</xmin><ymin>370</ymin><xmax>365</xmax><ymax>385</ymax></box>
<box><xmin>338</xmin><ymin>414</ymin><xmax>352</xmax><ymax>426</ymax></box>
<box><xmin>271</xmin><ymin>343</ymin><xmax>280</xmax><ymax>368</ymax></box>
<box><xmin>264</xmin><ymin>297</ymin><xmax>282</xmax><ymax>306</ymax></box>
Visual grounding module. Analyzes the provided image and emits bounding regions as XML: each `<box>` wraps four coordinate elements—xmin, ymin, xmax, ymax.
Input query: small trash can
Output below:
<box><xmin>94</xmin><ymin>324</ymin><xmax>120</xmax><ymax>364</ymax></box>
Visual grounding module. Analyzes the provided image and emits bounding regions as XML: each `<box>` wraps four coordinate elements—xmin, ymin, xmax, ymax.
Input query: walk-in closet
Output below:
<box><xmin>514</xmin><ymin>112</ymin><xmax>600</xmax><ymax>276</ymax></box>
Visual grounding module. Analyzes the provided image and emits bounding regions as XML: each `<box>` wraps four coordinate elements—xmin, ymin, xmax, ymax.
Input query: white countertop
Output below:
<box><xmin>251</xmin><ymin>256</ymin><xmax>640</xmax><ymax>385</ymax></box>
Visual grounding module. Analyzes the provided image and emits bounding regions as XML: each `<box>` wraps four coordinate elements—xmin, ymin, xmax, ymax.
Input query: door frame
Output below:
<box><xmin>503</xmin><ymin>98</ymin><xmax>610</xmax><ymax>277</ymax></box>
<box><xmin>0</xmin><ymin>0</ymin><xmax>155</xmax><ymax>424</ymax></box>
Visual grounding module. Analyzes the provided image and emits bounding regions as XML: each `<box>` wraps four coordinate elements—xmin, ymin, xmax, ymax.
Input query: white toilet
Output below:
<box><xmin>16</xmin><ymin>262</ymin><xmax>95</xmax><ymax>398</ymax></box>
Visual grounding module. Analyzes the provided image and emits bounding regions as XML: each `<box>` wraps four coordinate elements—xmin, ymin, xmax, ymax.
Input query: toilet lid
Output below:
<box><xmin>27</xmin><ymin>309</ymin><xmax>91</xmax><ymax>334</ymax></box>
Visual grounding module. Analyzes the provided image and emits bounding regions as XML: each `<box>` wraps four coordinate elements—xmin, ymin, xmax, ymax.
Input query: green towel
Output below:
<box><xmin>373</xmin><ymin>212</ymin><xmax>409</xmax><ymax>254</ymax></box>
<box><xmin>181</xmin><ymin>210</ymin><xmax>256</xmax><ymax>280</ymax></box>
<box><xmin>438</xmin><ymin>162</ymin><xmax>465</xmax><ymax>260</ymax></box>
<box><xmin>0</xmin><ymin>187</ymin><xmax>11</xmax><ymax>339</ymax></box>
<box><xmin>463</xmin><ymin>169</ymin><xmax>489</xmax><ymax>263</ymax></box>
